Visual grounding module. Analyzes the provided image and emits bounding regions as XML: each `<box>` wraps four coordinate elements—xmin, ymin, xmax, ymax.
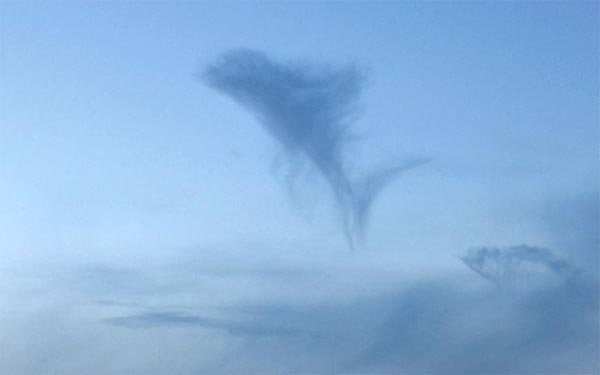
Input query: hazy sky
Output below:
<box><xmin>0</xmin><ymin>2</ymin><xmax>598</xmax><ymax>374</ymax></box>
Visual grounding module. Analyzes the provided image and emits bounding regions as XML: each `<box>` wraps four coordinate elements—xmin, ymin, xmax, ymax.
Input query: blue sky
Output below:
<box><xmin>0</xmin><ymin>2</ymin><xmax>598</xmax><ymax>373</ymax></box>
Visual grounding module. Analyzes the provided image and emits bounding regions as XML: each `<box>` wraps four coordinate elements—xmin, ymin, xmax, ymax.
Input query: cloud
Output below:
<box><xmin>461</xmin><ymin>244</ymin><xmax>582</xmax><ymax>287</ymax></box>
<box><xmin>201</xmin><ymin>49</ymin><xmax>428</xmax><ymax>247</ymax></box>
<box><xmin>104</xmin><ymin>311</ymin><xmax>306</xmax><ymax>338</ymax></box>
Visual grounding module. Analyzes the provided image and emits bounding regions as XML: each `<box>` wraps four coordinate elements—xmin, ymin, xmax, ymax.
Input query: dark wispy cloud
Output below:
<box><xmin>201</xmin><ymin>49</ymin><xmax>428</xmax><ymax>247</ymax></box>
<box><xmin>461</xmin><ymin>244</ymin><xmax>582</xmax><ymax>286</ymax></box>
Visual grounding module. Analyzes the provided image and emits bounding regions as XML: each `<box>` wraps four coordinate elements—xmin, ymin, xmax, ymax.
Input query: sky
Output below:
<box><xmin>0</xmin><ymin>2</ymin><xmax>598</xmax><ymax>374</ymax></box>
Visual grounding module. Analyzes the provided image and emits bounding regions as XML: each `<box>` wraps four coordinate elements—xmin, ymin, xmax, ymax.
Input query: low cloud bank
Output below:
<box><xmin>3</xmin><ymin>189</ymin><xmax>597</xmax><ymax>374</ymax></box>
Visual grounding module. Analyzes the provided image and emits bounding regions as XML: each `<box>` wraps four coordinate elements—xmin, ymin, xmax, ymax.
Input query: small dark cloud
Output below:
<box><xmin>201</xmin><ymin>49</ymin><xmax>428</xmax><ymax>247</ymax></box>
<box><xmin>461</xmin><ymin>244</ymin><xmax>582</xmax><ymax>287</ymax></box>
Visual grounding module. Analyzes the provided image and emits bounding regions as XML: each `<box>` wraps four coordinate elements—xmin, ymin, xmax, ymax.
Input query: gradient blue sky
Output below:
<box><xmin>0</xmin><ymin>2</ymin><xmax>598</xmax><ymax>374</ymax></box>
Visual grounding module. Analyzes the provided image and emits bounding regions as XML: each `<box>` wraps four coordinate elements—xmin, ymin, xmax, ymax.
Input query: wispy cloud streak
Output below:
<box><xmin>104</xmin><ymin>311</ymin><xmax>307</xmax><ymax>337</ymax></box>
